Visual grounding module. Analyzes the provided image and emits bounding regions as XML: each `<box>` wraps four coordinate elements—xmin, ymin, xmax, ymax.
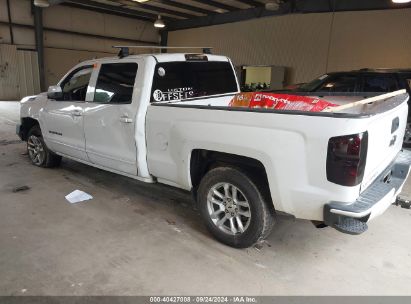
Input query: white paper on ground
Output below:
<box><xmin>65</xmin><ymin>190</ymin><xmax>93</xmax><ymax>204</ymax></box>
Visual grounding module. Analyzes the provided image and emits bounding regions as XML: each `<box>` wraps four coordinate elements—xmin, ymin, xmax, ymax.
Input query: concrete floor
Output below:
<box><xmin>1</xmin><ymin>100</ymin><xmax>411</xmax><ymax>296</ymax></box>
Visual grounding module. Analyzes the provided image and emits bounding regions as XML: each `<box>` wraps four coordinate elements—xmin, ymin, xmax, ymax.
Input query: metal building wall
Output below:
<box><xmin>17</xmin><ymin>49</ymin><xmax>40</xmax><ymax>98</ymax></box>
<box><xmin>0</xmin><ymin>44</ymin><xmax>19</xmax><ymax>100</ymax></box>
<box><xmin>327</xmin><ymin>9</ymin><xmax>411</xmax><ymax>72</ymax></box>
<box><xmin>0</xmin><ymin>0</ymin><xmax>159</xmax><ymax>89</ymax></box>
<box><xmin>169</xmin><ymin>13</ymin><xmax>332</xmax><ymax>85</ymax></box>
<box><xmin>168</xmin><ymin>8</ymin><xmax>411</xmax><ymax>85</ymax></box>
<box><xmin>0</xmin><ymin>44</ymin><xmax>40</xmax><ymax>100</ymax></box>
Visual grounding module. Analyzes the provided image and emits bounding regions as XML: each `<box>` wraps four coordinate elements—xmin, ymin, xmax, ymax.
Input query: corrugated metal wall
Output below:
<box><xmin>169</xmin><ymin>8</ymin><xmax>411</xmax><ymax>85</ymax></box>
<box><xmin>17</xmin><ymin>49</ymin><xmax>40</xmax><ymax>97</ymax></box>
<box><xmin>327</xmin><ymin>9</ymin><xmax>411</xmax><ymax>72</ymax></box>
<box><xmin>0</xmin><ymin>0</ymin><xmax>159</xmax><ymax>89</ymax></box>
<box><xmin>0</xmin><ymin>44</ymin><xmax>40</xmax><ymax>100</ymax></box>
<box><xmin>0</xmin><ymin>44</ymin><xmax>19</xmax><ymax>100</ymax></box>
<box><xmin>169</xmin><ymin>13</ymin><xmax>332</xmax><ymax>85</ymax></box>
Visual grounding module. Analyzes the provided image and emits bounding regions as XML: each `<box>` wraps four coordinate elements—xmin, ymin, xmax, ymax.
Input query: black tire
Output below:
<box><xmin>403</xmin><ymin>122</ymin><xmax>411</xmax><ymax>149</ymax></box>
<box><xmin>197</xmin><ymin>166</ymin><xmax>275</xmax><ymax>248</ymax></box>
<box><xmin>27</xmin><ymin>125</ymin><xmax>62</xmax><ymax>168</ymax></box>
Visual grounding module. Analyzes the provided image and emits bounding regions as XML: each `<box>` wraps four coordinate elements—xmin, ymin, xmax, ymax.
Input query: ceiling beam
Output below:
<box><xmin>189</xmin><ymin>0</ymin><xmax>238</xmax><ymax>12</ymax></box>
<box><xmin>234</xmin><ymin>0</ymin><xmax>263</xmax><ymax>7</ymax></box>
<box><xmin>0</xmin><ymin>20</ymin><xmax>158</xmax><ymax>45</ymax></box>
<box><xmin>45</xmin><ymin>26</ymin><xmax>159</xmax><ymax>45</ymax></box>
<box><xmin>62</xmin><ymin>3</ymin><xmax>152</xmax><ymax>21</ymax></box>
<box><xmin>153</xmin><ymin>0</ymin><xmax>216</xmax><ymax>15</ymax></box>
<box><xmin>168</xmin><ymin>5</ymin><xmax>288</xmax><ymax>31</ymax></box>
<box><xmin>168</xmin><ymin>0</ymin><xmax>411</xmax><ymax>31</ymax></box>
<box><xmin>64</xmin><ymin>0</ymin><xmax>175</xmax><ymax>21</ymax></box>
<box><xmin>121</xmin><ymin>0</ymin><xmax>196</xmax><ymax>19</ymax></box>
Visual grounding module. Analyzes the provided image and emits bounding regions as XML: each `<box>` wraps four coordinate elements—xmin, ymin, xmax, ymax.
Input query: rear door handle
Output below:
<box><xmin>120</xmin><ymin>116</ymin><xmax>133</xmax><ymax>123</ymax></box>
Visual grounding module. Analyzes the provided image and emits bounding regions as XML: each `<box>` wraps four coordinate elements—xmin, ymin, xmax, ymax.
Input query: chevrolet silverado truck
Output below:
<box><xmin>16</xmin><ymin>51</ymin><xmax>411</xmax><ymax>248</ymax></box>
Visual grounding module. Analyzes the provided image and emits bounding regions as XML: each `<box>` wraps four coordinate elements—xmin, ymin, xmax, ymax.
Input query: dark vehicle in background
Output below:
<box><xmin>296</xmin><ymin>69</ymin><xmax>411</xmax><ymax>94</ymax></box>
<box><xmin>288</xmin><ymin>69</ymin><xmax>411</xmax><ymax>146</ymax></box>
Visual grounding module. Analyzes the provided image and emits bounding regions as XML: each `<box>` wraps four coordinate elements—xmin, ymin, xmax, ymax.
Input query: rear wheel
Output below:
<box><xmin>27</xmin><ymin>125</ymin><xmax>62</xmax><ymax>168</ymax></box>
<box><xmin>197</xmin><ymin>167</ymin><xmax>275</xmax><ymax>248</ymax></box>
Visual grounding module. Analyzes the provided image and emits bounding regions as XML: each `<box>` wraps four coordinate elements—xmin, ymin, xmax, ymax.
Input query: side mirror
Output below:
<box><xmin>47</xmin><ymin>85</ymin><xmax>63</xmax><ymax>100</ymax></box>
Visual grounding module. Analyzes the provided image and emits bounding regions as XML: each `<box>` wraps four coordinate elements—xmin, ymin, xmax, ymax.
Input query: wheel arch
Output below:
<box><xmin>20</xmin><ymin>117</ymin><xmax>40</xmax><ymax>141</ymax></box>
<box><xmin>190</xmin><ymin>149</ymin><xmax>274</xmax><ymax>211</ymax></box>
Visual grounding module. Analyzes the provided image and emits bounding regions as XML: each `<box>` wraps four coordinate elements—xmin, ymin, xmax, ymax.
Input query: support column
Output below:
<box><xmin>6</xmin><ymin>0</ymin><xmax>14</xmax><ymax>44</ymax></box>
<box><xmin>160</xmin><ymin>30</ymin><xmax>168</xmax><ymax>53</ymax></box>
<box><xmin>33</xmin><ymin>5</ymin><xmax>45</xmax><ymax>92</ymax></box>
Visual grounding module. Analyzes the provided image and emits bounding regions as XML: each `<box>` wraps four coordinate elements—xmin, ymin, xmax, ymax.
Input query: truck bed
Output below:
<box><xmin>146</xmin><ymin>93</ymin><xmax>409</xmax><ymax>221</ymax></box>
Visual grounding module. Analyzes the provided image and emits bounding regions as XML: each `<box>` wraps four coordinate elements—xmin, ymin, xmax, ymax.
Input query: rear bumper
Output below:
<box><xmin>324</xmin><ymin>149</ymin><xmax>411</xmax><ymax>233</ymax></box>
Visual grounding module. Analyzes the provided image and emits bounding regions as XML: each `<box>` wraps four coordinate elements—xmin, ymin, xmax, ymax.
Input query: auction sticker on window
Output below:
<box><xmin>153</xmin><ymin>87</ymin><xmax>195</xmax><ymax>102</ymax></box>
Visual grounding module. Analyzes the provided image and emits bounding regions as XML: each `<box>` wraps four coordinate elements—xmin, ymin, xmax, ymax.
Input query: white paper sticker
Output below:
<box><xmin>65</xmin><ymin>190</ymin><xmax>93</xmax><ymax>204</ymax></box>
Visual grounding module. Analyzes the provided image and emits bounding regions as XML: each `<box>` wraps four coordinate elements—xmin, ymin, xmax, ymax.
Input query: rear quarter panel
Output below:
<box><xmin>145</xmin><ymin>103</ymin><xmax>385</xmax><ymax>221</ymax></box>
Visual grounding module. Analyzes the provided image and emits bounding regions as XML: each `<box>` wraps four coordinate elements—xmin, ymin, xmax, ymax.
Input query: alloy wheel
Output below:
<box><xmin>206</xmin><ymin>182</ymin><xmax>252</xmax><ymax>235</ymax></box>
<box><xmin>27</xmin><ymin>135</ymin><xmax>45</xmax><ymax>166</ymax></box>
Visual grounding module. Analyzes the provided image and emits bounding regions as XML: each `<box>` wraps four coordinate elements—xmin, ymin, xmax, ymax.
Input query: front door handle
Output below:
<box><xmin>120</xmin><ymin>116</ymin><xmax>133</xmax><ymax>123</ymax></box>
<box><xmin>71</xmin><ymin>110</ymin><xmax>82</xmax><ymax>117</ymax></box>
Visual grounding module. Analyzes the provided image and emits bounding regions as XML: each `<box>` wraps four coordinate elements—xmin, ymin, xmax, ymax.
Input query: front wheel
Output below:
<box><xmin>197</xmin><ymin>167</ymin><xmax>275</xmax><ymax>248</ymax></box>
<box><xmin>27</xmin><ymin>125</ymin><xmax>62</xmax><ymax>168</ymax></box>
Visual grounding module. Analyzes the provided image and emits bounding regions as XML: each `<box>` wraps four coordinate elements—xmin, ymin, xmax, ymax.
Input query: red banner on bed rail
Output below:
<box><xmin>229</xmin><ymin>92</ymin><xmax>337</xmax><ymax>112</ymax></box>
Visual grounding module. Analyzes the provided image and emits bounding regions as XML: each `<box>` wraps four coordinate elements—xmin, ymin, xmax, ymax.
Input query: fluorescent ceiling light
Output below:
<box><xmin>133</xmin><ymin>0</ymin><xmax>150</xmax><ymax>2</ymax></box>
<box><xmin>33</xmin><ymin>0</ymin><xmax>50</xmax><ymax>7</ymax></box>
<box><xmin>265</xmin><ymin>1</ymin><xmax>280</xmax><ymax>11</ymax></box>
<box><xmin>154</xmin><ymin>15</ymin><xmax>165</xmax><ymax>28</ymax></box>
<box><xmin>392</xmin><ymin>0</ymin><xmax>411</xmax><ymax>3</ymax></box>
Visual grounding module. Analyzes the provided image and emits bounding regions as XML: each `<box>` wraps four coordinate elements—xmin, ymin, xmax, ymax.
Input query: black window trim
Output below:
<box><xmin>92</xmin><ymin>62</ymin><xmax>139</xmax><ymax>105</ymax></box>
<box><xmin>58</xmin><ymin>64</ymin><xmax>94</xmax><ymax>103</ymax></box>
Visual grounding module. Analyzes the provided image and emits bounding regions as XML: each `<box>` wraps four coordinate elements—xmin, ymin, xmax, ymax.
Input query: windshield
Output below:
<box><xmin>151</xmin><ymin>61</ymin><xmax>238</xmax><ymax>102</ymax></box>
<box><xmin>298</xmin><ymin>74</ymin><xmax>329</xmax><ymax>91</ymax></box>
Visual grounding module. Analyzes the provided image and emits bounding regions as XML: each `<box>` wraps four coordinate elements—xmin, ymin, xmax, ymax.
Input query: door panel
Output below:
<box><xmin>42</xmin><ymin>103</ymin><xmax>87</xmax><ymax>160</ymax></box>
<box><xmin>84</xmin><ymin>62</ymin><xmax>139</xmax><ymax>175</ymax></box>
<box><xmin>42</xmin><ymin>65</ymin><xmax>94</xmax><ymax>161</ymax></box>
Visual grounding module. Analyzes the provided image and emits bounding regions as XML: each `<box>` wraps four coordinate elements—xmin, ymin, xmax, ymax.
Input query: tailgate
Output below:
<box><xmin>361</xmin><ymin>98</ymin><xmax>409</xmax><ymax>191</ymax></box>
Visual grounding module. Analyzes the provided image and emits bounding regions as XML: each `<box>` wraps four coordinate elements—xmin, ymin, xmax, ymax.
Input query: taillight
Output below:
<box><xmin>326</xmin><ymin>132</ymin><xmax>368</xmax><ymax>186</ymax></box>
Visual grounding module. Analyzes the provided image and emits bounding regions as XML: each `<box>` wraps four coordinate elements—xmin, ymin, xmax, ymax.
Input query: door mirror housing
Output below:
<box><xmin>47</xmin><ymin>85</ymin><xmax>63</xmax><ymax>100</ymax></box>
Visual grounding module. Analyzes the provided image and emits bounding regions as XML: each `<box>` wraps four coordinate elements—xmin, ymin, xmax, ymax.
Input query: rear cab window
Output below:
<box><xmin>150</xmin><ymin>60</ymin><xmax>238</xmax><ymax>103</ymax></box>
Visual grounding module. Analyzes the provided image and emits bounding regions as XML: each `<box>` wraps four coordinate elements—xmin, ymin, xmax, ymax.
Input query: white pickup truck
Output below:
<box><xmin>17</xmin><ymin>51</ymin><xmax>411</xmax><ymax>248</ymax></box>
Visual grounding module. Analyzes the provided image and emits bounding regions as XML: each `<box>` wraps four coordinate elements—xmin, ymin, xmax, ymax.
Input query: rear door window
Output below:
<box><xmin>93</xmin><ymin>63</ymin><xmax>138</xmax><ymax>104</ymax></box>
<box><xmin>361</xmin><ymin>75</ymin><xmax>398</xmax><ymax>92</ymax></box>
<box><xmin>151</xmin><ymin>61</ymin><xmax>238</xmax><ymax>103</ymax></box>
